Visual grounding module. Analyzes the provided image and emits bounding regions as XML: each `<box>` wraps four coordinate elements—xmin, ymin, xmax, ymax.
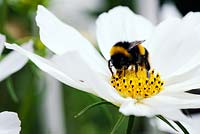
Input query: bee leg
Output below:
<box><xmin>143</xmin><ymin>60</ymin><xmax>150</xmax><ymax>78</ymax></box>
<box><xmin>108</xmin><ymin>60</ymin><xmax>114</xmax><ymax>76</ymax></box>
<box><xmin>145</xmin><ymin>60</ymin><xmax>150</xmax><ymax>71</ymax></box>
<box><xmin>135</xmin><ymin>64</ymin><xmax>138</xmax><ymax>72</ymax></box>
<box><xmin>123</xmin><ymin>67</ymin><xmax>126</xmax><ymax>77</ymax></box>
<box><xmin>147</xmin><ymin>71</ymin><xmax>150</xmax><ymax>78</ymax></box>
<box><xmin>116</xmin><ymin>70</ymin><xmax>122</xmax><ymax>77</ymax></box>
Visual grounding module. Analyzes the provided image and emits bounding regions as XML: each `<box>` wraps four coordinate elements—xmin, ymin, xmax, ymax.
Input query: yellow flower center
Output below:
<box><xmin>110</xmin><ymin>66</ymin><xmax>164</xmax><ymax>100</ymax></box>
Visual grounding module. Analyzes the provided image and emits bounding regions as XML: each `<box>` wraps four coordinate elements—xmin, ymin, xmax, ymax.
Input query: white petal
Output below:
<box><xmin>36</xmin><ymin>5</ymin><xmax>90</xmax><ymax>55</ymax></box>
<box><xmin>155</xmin><ymin>118</ymin><xmax>179</xmax><ymax>134</ymax></box>
<box><xmin>160</xmin><ymin>109</ymin><xmax>190</xmax><ymax>122</ymax></box>
<box><xmin>89</xmin><ymin>73</ymin><xmax>127</xmax><ymax>105</ymax></box>
<box><xmin>161</xmin><ymin>22</ymin><xmax>200</xmax><ymax>78</ymax></box>
<box><xmin>145</xmin><ymin>96</ymin><xmax>190</xmax><ymax>121</ymax></box>
<box><xmin>5</xmin><ymin>42</ymin><xmax>96</xmax><ymax>95</ymax></box>
<box><xmin>183</xmin><ymin>12</ymin><xmax>200</xmax><ymax>27</ymax></box>
<box><xmin>145</xmin><ymin>95</ymin><xmax>186</xmax><ymax>109</ymax></box>
<box><xmin>159</xmin><ymin>2</ymin><xmax>182</xmax><ymax>21</ymax></box>
<box><xmin>163</xmin><ymin>78</ymin><xmax>200</xmax><ymax>93</ymax></box>
<box><xmin>147</xmin><ymin>93</ymin><xmax>200</xmax><ymax>114</ymax></box>
<box><xmin>149</xmin><ymin>16</ymin><xmax>200</xmax><ymax>77</ymax></box>
<box><xmin>36</xmin><ymin>5</ymin><xmax>108</xmax><ymax>75</ymax></box>
<box><xmin>52</xmin><ymin>52</ymin><xmax>126</xmax><ymax>105</ymax></box>
<box><xmin>96</xmin><ymin>6</ymin><xmax>154</xmax><ymax>60</ymax></box>
<box><xmin>162</xmin><ymin>62</ymin><xmax>200</xmax><ymax>93</ymax></box>
<box><xmin>119</xmin><ymin>99</ymin><xmax>156</xmax><ymax>117</ymax></box>
<box><xmin>147</xmin><ymin>95</ymin><xmax>192</xmax><ymax>109</ymax></box>
<box><xmin>0</xmin><ymin>34</ymin><xmax>5</xmax><ymax>55</ymax></box>
<box><xmin>156</xmin><ymin>113</ymin><xmax>200</xmax><ymax>134</ymax></box>
<box><xmin>118</xmin><ymin>94</ymin><xmax>191</xmax><ymax>121</ymax></box>
<box><xmin>162</xmin><ymin>110</ymin><xmax>189</xmax><ymax>123</ymax></box>
<box><xmin>186</xmin><ymin>114</ymin><xmax>200</xmax><ymax>134</ymax></box>
<box><xmin>0</xmin><ymin>41</ymin><xmax>32</xmax><ymax>82</ymax></box>
<box><xmin>119</xmin><ymin>95</ymin><xmax>184</xmax><ymax>118</ymax></box>
<box><xmin>155</xmin><ymin>116</ymin><xmax>195</xmax><ymax>134</ymax></box>
<box><xmin>0</xmin><ymin>112</ymin><xmax>21</xmax><ymax>134</ymax></box>
<box><xmin>157</xmin><ymin>93</ymin><xmax>200</xmax><ymax>109</ymax></box>
<box><xmin>164</xmin><ymin>49</ymin><xmax>200</xmax><ymax>80</ymax></box>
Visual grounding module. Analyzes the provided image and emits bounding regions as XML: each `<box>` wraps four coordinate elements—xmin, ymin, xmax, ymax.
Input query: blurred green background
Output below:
<box><xmin>0</xmin><ymin>0</ymin><xmax>199</xmax><ymax>134</ymax></box>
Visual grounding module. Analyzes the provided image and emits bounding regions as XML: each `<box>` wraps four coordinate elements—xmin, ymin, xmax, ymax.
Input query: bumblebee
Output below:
<box><xmin>108</xmin><ymin>40</ymin><xmax>150</xmax><ymax>75</ymax></box>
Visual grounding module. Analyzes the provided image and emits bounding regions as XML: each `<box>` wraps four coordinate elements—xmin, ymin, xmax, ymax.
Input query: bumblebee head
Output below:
<box><xmin>110</xmin><ymin>53</ymin><xmax>130</xmax><ymax>69</ymax></box>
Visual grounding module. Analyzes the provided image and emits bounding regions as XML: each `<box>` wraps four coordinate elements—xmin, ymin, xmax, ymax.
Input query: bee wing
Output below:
<box><xmin>128</xmin><ymin>40</ymin><xmax>145</xmax><ymax>51</ymax></box>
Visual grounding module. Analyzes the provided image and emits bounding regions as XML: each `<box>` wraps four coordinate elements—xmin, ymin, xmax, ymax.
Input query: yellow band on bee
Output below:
<box><xmin>110</xmin><ymin>46</ymin><xmax>131</xmax><ymax>57</ymax></box>
<box><xmin>138</xmin><ymin>44</ymin><xmax>145</xmax><ymax>55</ymax></box>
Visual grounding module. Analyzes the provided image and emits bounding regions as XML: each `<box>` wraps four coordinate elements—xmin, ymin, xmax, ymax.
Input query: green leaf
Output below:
<box><xmin>156</xmin><ymin>115</ymin><xmax>178</xmax><ymax>132</ymax></box>
<box><xmin>174</xmin><ymin>121</ymin><xmax>189</xmax><ymax>134</ymax></box>
<box><xmin>74</xmin><ymin>101</ymin><xmax>112</xmax><ymax>118</ymax></box>
<box><xmin>111</xmin><ymin>114</ymin><xmax>126</xmax><ymax>134</ymax></box>
<box><xmin>6</xmin><ymin>77</ymin><xmax>19</xmax><ymax>103</ymax></box>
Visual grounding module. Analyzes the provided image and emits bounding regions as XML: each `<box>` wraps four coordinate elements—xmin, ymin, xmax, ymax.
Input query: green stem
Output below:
<box><xmin>174</xmin><ymin>121</ymin><xmax>189</xmax><ymax>134</ymax></box>
<box><xmin>74</xmin><ymin>101</ymin><xmax>111</xmax><ymax>118</ymax></box>
<box><xmin>110</xmin><ymin>114</ymin><xmax>125</xmax><ymax>134</ymax></box>
<box><xmin>126</xmin><ymin>115</ymin><xmax>135</xmax><ymax>134</ymax></box>
<box><xmin>156</xmin><ymin>115</ymin><xmax>178</xmax><ymax>132</ymax></box>
<box><xmin>6</xmin><ymin>77</ymin><xmax>19</xmax><ymax>103</ymax></box>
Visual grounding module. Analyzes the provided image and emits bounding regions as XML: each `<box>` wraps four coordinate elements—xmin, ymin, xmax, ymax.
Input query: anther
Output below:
<box><xmin>151</xmin><ymin>70</ymin><xmax>154</xmax><ymax>74</ymax></box>
<box><xmin>146</xmin><ymin>80</ymin><xmax>148</xmax><ymax>84</ymax></box>
<box><xmin>123</xmin><ymin>79</ymin><xmax>126</xmax><ymax>83</ymax></box>
<box><xmin>139</xmin><ymin>82</ymin><xmax>141</xmax><ymax>86</ymax></box>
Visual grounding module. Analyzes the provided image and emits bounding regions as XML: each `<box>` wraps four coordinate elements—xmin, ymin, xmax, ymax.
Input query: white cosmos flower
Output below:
<box><xmin>5</xmin><ymin>5</ymin><xmax>200</xmax><ymax>122</ymax></box>
<box><xmin>0</xmin><ymin>34</ymin><xmax>33</xmax><ymax>82</ymax></box>
<box><xmin>0</xmin><ymin>111</ymin><xmax>21</xmax><ymax>134</ymax></box>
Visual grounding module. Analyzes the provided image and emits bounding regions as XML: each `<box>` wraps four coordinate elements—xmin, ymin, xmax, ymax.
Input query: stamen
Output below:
<box><xmin>110</xmin><ymin>66</ymin><xmax>164</xmax><ymax>100</ymax></box>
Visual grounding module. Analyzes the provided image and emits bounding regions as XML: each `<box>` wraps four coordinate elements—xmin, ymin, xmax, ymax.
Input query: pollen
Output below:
<box><xmin>110</xmin><ymin>66</ymin><xmax>164</xmax><ymax>101</ymax></box>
